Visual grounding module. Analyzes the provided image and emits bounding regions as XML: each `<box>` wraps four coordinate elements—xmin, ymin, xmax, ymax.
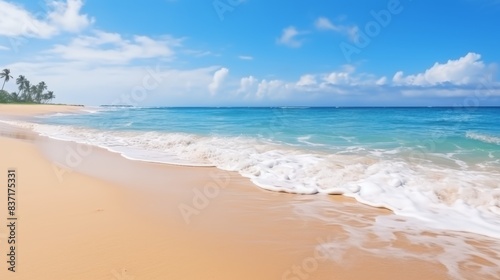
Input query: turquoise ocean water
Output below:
<box><xmin>11</xmin><ymin>107</ymin><xmax>500</xmax><ymax>238</ymax></box>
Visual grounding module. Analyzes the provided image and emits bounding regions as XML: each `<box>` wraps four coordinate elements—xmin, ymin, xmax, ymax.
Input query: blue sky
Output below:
<box><xmin>1</xmin><ymin>0</ymin><xmax>499</xmax><ymax>106</ymax></box>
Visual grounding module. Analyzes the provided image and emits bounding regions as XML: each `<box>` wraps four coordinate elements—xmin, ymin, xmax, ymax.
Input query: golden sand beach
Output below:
<box><xmin>0</xmin><ymin>105</ymin><xmax>498</xmax><ymax>279</ymax></box>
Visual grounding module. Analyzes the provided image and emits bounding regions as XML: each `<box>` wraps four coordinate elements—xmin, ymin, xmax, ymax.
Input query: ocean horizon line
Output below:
<box><xmin>96</xmin><ymin>105</ymin><xmax>500</xmax><ymax>109</ymax></box>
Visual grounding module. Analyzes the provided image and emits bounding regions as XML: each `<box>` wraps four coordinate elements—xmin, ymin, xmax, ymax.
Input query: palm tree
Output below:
<box><xmin>35</xmin><ymin>81</ymin><xmax>47</xmax><ymax>103</ymax></box>
<box><xmin>1</xmin><ymin>69</ymin><xmax>13</xmax><ymax>91</ymax></box>
<box><xmin>42</xmin><ymin>91</ymin><xmax>55</xmax><ymax>103</ymax></box>
<box><xmin>10</xmin><ymin>92</ymin><xmax>19</xmax><ymax>102</ymax></box>
<box><xmin>20</xmin><ymin>80</ymin><xmax>31</xmax><ymax>102</ymax></box>
<box><xmin>29</xmin><ymin>84</ymin><xmax>37</xmax><ymax>103</ymax></box>
<box><xmin>16</xmin><ymin>75</ymin><xmax>26</xmax><ymax>99</ymax></box>
<box><xmin>47</xmin><ymin>91</ymin><xmax>55</xmax><ymax>102</ymax></box>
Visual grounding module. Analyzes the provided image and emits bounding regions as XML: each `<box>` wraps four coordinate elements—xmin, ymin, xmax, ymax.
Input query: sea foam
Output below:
<box><xmin>466</xmin><ymin>131</ymin><xmax>500</xmax><ymax>145</ymax></box>
<box><xmin>4</xmin><ymin>120</ymin><xmax>500</xmax><ymax>240</ymax></box>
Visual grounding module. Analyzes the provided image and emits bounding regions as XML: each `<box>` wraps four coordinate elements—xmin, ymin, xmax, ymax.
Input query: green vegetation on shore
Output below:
<box><xmin>0</xmin><ymin>69</ymin><xmax>55</xmax><ymax>104</ymax></box>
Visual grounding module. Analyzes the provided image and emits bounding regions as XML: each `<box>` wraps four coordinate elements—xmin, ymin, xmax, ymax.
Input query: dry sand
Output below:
<box><xmin>0</xmin><ymin>105</ymin><xmax>496</xmax><ymax>279</ymax></box>
<box><xmin>0</xmin><ymin>104</ymin><xmax>84</xmax><ymax>117</ymax></box>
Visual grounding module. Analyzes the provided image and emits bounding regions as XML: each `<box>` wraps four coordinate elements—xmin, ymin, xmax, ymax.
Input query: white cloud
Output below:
<box><xmin>0</xmin><ymin>1</ymin><xmax>56</xmax><ymax>38</ymax></box>
<box><xmin>315</xmin><ymin>17</ymin><xmax>359</xmax><ymax>42</ymax></box>
<box><xmin>237</xmin><ymin>76</ymin><xmax>258</xmax><ymax>96</ymax></box>
<box><xmin>256</xmin><ymin>79</ymin><xmax>287</xmax><ymax>99</ymax></box>
<box><xmin>230</xmin><ymin>66</ymin><xmax>390</xmax><ymax>102</ymax></box>
<box><xmin>315</xmin><ymin>17</ymin><xmax>337</xmax><ymax>31</ymax></box>
<box><xmin>238</xmin><ymin>55</ymin><xmax>254</xmax><ymax>60</ymax></box>
<box><xmin>47</xmin><ymin>0</ymin><xmax>94</xmax><ymax>33</ymax></box>
<box><xmin>0</xmin><ymin>0</ymin><xmax>92</xmax><ymax>38</ymax></box>
<box><xmin>393</xmin><ymin>52</ymin><xmax>495</xmax><ymax>86</ymax></box>
<box><xmin>183</xmin><ymin>49</ymin><xmax>212</xmax><ymax>57</ymax></box>
<box><xmin>376</xmin><ymin>76</ymin><xmax>387</xmax><ymax>86</ymax></box>
<box><xmin>0</xmin><ymin>45</ymin><xmax>9</xmax><ymax>51</ymax></box>
<box><xmin>209</xmin><ymin>67</ymin><xmax>229</xmax><ymax>95</ymax></box>
<box><xmin>323</xmin><ymin>65</ymin><xmax>355</xmax><ymax>85</ymax></box>
<box><xmin>5</xmin><ymin>60</ymin><xmax>219</xmax><ymax>105</ymax></box>
<box><xmin>48</xmin><ymin>31</ymin><xmax>179</xmax><ymax>64</ymax></box>
<box><xmin>320</xmin><ymin>65</ymin><xmax>384</xmax><ymax>87</ymax></box>
<box><xmin>296</xmin><ymin>74</ymin><xmax>317</xmax><ymax>87</ymax></box>
<box><xmin>277</xmin><ymin>26</ymin><xmax>303</xmax><ymax>48</ymax></box>
<box><xmin>5</xmin><ymin>48</ymin><xmax>500</xmax><ymax>106</ymax></box>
